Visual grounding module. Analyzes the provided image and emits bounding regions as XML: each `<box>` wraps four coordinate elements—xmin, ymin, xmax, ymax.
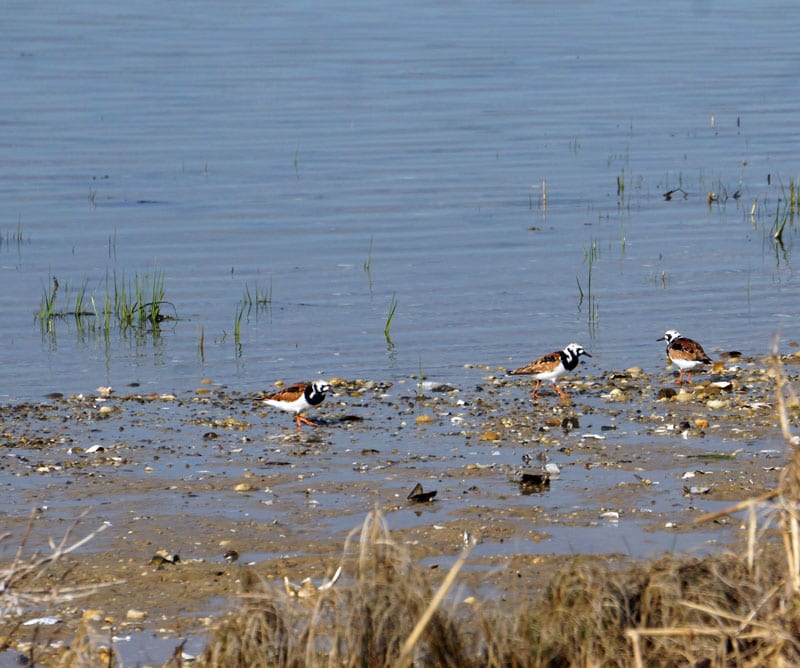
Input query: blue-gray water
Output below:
<box><xmin>2</xmin><ymin>0</ymin><xmax>798</xmax><ymax>401</ymax></box>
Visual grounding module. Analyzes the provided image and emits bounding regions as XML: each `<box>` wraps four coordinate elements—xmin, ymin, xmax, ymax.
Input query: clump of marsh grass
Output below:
<box><xmin>36</xmin><ymin>268</ymin><xmax>175</xmax><ymax>337</ymax></box>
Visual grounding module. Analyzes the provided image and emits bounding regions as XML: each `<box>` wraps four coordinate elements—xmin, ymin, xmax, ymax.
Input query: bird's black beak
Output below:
<box><xmin>583</xmin><ymin>351</ymin><xmax>592</xmax><ymax>357</ymax></box>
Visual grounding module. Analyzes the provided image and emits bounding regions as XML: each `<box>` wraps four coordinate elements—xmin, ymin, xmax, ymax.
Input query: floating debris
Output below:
<box><xmin>407</xmin><ymin>482</ymin><xmax>437</xmax><ymax>503</ymax></box>
<box><xmin>663</xmin><ymin>187</ymin><xmax>687</xmax><ymax>200</ymax></box>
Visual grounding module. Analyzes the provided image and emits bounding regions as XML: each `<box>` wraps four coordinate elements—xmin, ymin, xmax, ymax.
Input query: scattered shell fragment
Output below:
<box><xmin>607</xmin><ymin>388</ymin><xmax>627</xmax><ymax>402</ymax></box>
<box><xmin>284</xmin><ymin>565</ymin><xmax>342</xmax><ymax>598</ymax></box>
<box><xmin>543</xmin><ymin>462</ymin><xmax>561</xmax><ymax>476</ymax></box>
<box><xmin>23</xmin><ymin>616</ymin><xmax>62</xmax><ymax>626</ymax></box>
<box><xmin>420</xmin><ymin>381</ymin><xmax>457</xmax><ymax>393</ymax></box>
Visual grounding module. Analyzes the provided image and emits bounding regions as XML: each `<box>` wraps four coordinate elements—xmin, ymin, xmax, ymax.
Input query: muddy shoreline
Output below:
<box><xmin>1</xmin><ymin>355</ymin><xmax>797</xmax><ymax>664</ymax></box>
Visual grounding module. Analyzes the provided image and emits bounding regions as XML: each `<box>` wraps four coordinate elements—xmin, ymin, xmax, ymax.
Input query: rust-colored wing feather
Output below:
<box><xmin>669</xmin><ymin>339</ymin><xmax>711</xmax><ymax>363</ymax></box>
<box><xmin>263</xmin><ymin>382</ymin><xmax>307</xmax><ymax>403</ymax></box>
<box><xmin>509</xmin><ymin>351</ymin><xmax>561</xmax><ymax>376</ymax></box>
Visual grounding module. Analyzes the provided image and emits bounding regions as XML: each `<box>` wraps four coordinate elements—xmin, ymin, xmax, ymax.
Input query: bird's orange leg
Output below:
<box><xmin>530</xmin><ymin>380</ymin><xmax>542</xmax><ymax>399</ymax></box>
<box><xmin>295</xmin><ymin>415</ymin><xmax>319</xmax><ymax>429</ymax></box>
<box><xmin>553</xmin><ymin>382</ymin><xmax>571</xmax><ymax>399</ymax></box>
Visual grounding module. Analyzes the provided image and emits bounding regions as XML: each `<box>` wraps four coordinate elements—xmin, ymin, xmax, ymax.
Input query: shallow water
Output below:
<box><xmin>2</xmin><ymin>0</ymin><xmax>799</xmax><ymax>401</ymax></box>
<box><xmin>1</xmin><ymin>0</ymin><xmax>799</xmax><ymax>661</ymax></box>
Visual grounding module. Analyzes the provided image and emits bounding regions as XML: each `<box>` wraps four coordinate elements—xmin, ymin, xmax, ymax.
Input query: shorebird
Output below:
<box><xmin>509</xmin><ymin>342</ymin><xmax>591</xmax><ymax>399</ymax></box>
<box><xmin>659</xmin><ymin>330</ymin><xmax>712</xmax><ymax>385</ymax></box>
<box><xmin>262</xmin><ymin>380</ymin><xmax>331</xmax><ymax>429</ymax></box>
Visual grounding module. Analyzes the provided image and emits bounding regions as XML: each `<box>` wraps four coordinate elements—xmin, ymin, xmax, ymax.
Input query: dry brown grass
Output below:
<box><xmin>0</xmin><ymin>510</ymin><xmax>114</xmax><ymax>666</ymax></box>
<box><xmin>198</xmin><ymin>344</ymin><xmax>800</xmax><ymax>667</ymax></box>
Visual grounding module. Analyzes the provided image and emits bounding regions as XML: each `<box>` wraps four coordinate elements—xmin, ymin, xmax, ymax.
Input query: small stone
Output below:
<box><xmin>695</xmin><ymin>418</ymin><xmax>709</xmax><ymax>429</ymax></box>
<box><xmin>125</xmin><ymin>609</ymin><xmax>147</xmax><ymax>621</ymax></box>
<box><xmin>479</xmin><ymin>430</ymin><xmax>501</xmax><ymax>442</ymax></box>
<box><xmin>608</xmin><ymin>388</ymin><xmax>626</xmax><ymax>402</ymax></box>
<box><xmin>234</xmin><ymin>483</ymin><xmax>256</xmax><ymax>493</ymax></box>
<box><xmin>415</xmin><ymin>415</ymin><xmax>435</xmax><ymax>424</ymax></box>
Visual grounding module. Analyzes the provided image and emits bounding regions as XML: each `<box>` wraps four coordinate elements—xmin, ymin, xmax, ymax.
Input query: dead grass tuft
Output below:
<box><xmin>201</xmin><ymin>511</ymin><xmax>471</xmax><ymax>667</ymax></box>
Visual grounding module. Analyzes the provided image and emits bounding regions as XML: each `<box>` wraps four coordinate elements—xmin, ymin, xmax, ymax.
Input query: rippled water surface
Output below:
<box><xmin>2</xmin><ymin>0</ymin><xmax>798</xmax><ymax>400</ymax></box>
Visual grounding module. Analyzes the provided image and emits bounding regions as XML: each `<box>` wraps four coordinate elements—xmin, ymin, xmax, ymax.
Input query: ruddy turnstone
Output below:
<box><xmin>262</xmin><ymin>380</ymin><xmax>331</xmax><ymax>429</ymax></box>
<box><xmin>509</xmin><ymin>342</ymin><xmax>591</xmax><ymax>399</ymax></box>
<box><xmin>658</xmin><ymin>330</ymin><xmax>712</xmax><ymax>386</ymax></box>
